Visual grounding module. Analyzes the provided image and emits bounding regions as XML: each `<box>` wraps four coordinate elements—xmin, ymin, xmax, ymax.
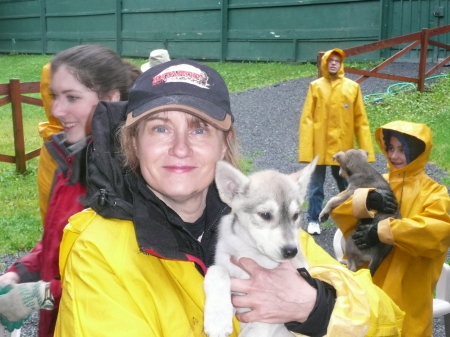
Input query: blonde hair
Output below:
<box><xmin>119</xmin><ymin>113</ymin><xmax>241</xmax><ymax>174</ymax></box>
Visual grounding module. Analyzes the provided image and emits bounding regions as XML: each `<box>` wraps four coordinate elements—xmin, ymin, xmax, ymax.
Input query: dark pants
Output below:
<box><xmin>307</xmin><ymin>165</ymin><xmax>348</xmax><ymax>222</ymax></box>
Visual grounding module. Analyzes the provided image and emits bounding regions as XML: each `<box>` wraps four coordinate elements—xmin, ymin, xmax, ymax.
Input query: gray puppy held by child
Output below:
<box><xmin>319</xmin><ymin>149</ymin><xmax>399</xmax><ymax>275</ymax></box>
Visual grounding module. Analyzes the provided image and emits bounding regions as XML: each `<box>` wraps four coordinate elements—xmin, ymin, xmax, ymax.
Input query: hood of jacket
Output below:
<box><xmin>321</xmin><ymin>48</ymin><xmax>346</xmax><ymax>80</ymax></box>
<box><xmin>375</xmin><ymin>120</ymin><xmax>432</xmax><ymax>175</ymax></box>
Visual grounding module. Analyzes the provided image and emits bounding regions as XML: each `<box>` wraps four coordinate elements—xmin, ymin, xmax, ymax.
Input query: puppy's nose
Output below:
<box><xmin>282</xmin><ymin>246</ymin><xmax>298</xmax><ymax>259</ymax></box>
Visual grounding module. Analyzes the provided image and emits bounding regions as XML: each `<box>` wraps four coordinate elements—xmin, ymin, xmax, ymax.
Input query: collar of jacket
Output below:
<box><xmin>45</xmin><ymin>132</ymin><xmax>92</xmax><ymax>186</ymax></box>
<box><xmin>131</xmin><ymin>175</ymin><xmax>230</xmax><ymax>275</ymax></box>
<box><xmin>84</xmin><ymin>101</ymin><xmax>135</xmax><ymax>220</ymax></box>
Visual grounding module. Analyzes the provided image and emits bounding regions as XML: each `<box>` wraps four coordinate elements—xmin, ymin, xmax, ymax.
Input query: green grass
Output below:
<box><xmin>365</xmin><ymin>75</ymin><xmax>450</xmax><ymax>171</ymax></box>
<box><xmin>0</xmin><ymin>159</ymin><xmax>42</xmax><ymax>252</ymax></box>
<box><xmin>205</xmin><ymin>62</ymin><xmax>317</xmax><ymax>92</ymax></box>
<box><xmin>0</xmin><ymin>53</ymin><xmax>449</xmax><ymax>255</ymax></box>
<box><xmin>0</xmin><ymin>54</ymin><xmax>54</xmax><ymax>255</ymax></box>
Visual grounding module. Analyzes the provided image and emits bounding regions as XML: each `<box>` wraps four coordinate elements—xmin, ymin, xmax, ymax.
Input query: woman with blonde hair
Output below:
<box><xmin>54</xmin><ymin>59</ymin><xmax>403</xmax><ymax>336</ymax></box>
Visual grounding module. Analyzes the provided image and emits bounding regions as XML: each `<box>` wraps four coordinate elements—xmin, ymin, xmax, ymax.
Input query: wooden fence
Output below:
<box><xmin>317</xmin><ymin>24</ymin><xmax>450</xmax><ymax>92</ymax></box>
<box><xmin>0</xmin><ymin>80</ymin><xmax>42</xmax><ymax>173</ymax></box>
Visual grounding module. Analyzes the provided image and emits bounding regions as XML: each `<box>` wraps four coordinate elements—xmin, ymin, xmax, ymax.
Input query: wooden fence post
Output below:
<box><xmin>418</xmin><ymin>28</ymin><xmax>430</xmax><ymax>92</ymax></box>
<box><xmin>10</xmin><ymin>79</ymin><xmax>26</xmax><ymax>173</ymax></box>
<box><xmin>317</xmin><ymin>52</ymin><xmax>324</xmax><ymax>78</ymax></box>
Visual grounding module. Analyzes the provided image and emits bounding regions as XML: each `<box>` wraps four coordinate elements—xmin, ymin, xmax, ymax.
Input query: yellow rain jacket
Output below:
<box><xmin>37</xmin><ymin>63</ymin><xmax>63</xmax><ymax>222</ymax></box>
<box><xmin>299</xmin><ymin>48</ymin><xmax>375</xmax><ymax>165</ymax></box>
<box><xmin>331</xmin><ymin>120</ymin><xmax>450</xmax><ymax>337</ymax></box>
<box><xmin>55</xmin><ymin>209</ymin><xmax>403</xmax><ymax>337</ymax></box>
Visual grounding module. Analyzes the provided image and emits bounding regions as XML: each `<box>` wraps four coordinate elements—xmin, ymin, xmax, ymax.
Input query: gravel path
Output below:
<box><xmin>2</xmin><ymin>62</ymin><xmax>449</xmax><ymax>336</ymax></box>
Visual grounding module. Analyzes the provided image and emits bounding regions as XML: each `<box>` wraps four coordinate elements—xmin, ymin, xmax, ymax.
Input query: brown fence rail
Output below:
<box><xmin>0</xmin><ymin>79</ymin><xmax>42</xmax><ymax>173</ymax></box>
<box><xmin>317</xmin><ymin>25</ymin><xmax>450</xmax><ymax>92</ymax></box>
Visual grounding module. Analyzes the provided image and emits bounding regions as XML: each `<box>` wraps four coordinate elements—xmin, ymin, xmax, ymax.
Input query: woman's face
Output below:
<box><xmin>134</xmin><ymin>110</ymin><xmax>227</xmax><ymax>207</ymax></box>
<box><xmin>387</xmin><ymin>136</ymin><xmax>407</xmax><ymax>169</ymax></box>
<box><xmin>50</xmin><ymin>66</ymin><xmax>100</xmax><ymax>144</ymax></box>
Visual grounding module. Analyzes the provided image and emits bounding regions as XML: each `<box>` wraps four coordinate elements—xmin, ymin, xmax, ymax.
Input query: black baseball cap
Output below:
<box><xmin>125</xmin><ymin>58</ymin><xmax>233</xmax><ymax>131</ymax></box>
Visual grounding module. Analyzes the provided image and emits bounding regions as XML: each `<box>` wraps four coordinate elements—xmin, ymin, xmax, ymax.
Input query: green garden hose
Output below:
<box><xmin>363</xmin><ymin>74</ymin><xmax>449</xmax><ymax>103</ymax></box>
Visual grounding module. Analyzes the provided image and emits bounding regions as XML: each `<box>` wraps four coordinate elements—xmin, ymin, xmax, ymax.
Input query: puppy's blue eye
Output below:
<box><xmin>258</xmin><ymin>212</ymin><xmax>272</xmax><ymax>220</ymax></box>
<box><xmin>293</xmin><ymin>213</ymin><xmax>299</xmax><ymax>221</ymax></box>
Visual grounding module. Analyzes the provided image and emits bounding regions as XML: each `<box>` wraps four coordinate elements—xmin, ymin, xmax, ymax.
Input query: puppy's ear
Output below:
<box><xmin>215</xmin><ymin>160</ymin><xmax>249</xmax><ymax>205</ymax></box>
<box><xmin>290</xmin><ymin>155</ymin><xmax>318</xmax><ymax>201</ymax></box>
<box><xmin>359</xmin><ymin>149</ymin><xmax>369</xmax><ymax>162</ymax></box>
<box><xmin>332</xmin><ymin>151</ymin><xmax>345</xmax><ymax>162</ymax></box>
<box><xmin>334</xmin><ymin>151</ymin><xmax>348</xmax><ymax>175</ymax></box>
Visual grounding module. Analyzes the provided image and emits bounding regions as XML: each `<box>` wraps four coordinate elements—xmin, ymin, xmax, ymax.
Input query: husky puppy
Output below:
<box><xmin>203</xmin><ymin>157</ymin><xmax>318</xmax><ymax>337</ymax></box>
<box><xmin>318</xmin><ymin>149</ymin><xmax>399</xmax><ymax>275</ymax></box>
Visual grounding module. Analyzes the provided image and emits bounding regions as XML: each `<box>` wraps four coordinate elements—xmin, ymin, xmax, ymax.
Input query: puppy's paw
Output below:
<box><xmin>204</xmin><ymin>265</ymin><xmax>234</xmax><ymax>337</ymax></box>
<box><xmin>318</xmin><ymin>211</ymin><xmax>329</xmax><ymax>223</ymax></box>
<box><xmin>338</xmin><ymin>258</ymin><xmax>348</xmax><ymax>265</ymax></box>
<box><xmin>203</xmin><ymin>300</ymin><xmax>233</xmax><ymax>337</ymax></box>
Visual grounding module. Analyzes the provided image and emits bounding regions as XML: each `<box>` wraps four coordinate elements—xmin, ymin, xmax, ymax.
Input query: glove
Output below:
<box><xmin>0</xmin><ymin>315</ymin><xmax>27</xmax><ymax>333</ymax></box>
<box><xmin>0</xmin><ymin>285</ymin><xmax>28</xmax><ymax>332</ymax></box>
<box><xmin>352</xmin><ymin>220</ymin><xmax>380</xmax><ymax>250</ymax></box>
<box><xmin>366</xmin><ymin>190</ymin><xmax>398</xmax><ymax>214</ymax></box>
<box><xmin>0</xmin><ymin>281</ymin><xmax>48</xmax><ymax>321</ymax></box>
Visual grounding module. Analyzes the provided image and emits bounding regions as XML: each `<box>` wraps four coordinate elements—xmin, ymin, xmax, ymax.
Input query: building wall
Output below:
<box><xmin>0</xmin><ymin>0</ymin><xmax>448</xmax><ymax>62</ymax></box>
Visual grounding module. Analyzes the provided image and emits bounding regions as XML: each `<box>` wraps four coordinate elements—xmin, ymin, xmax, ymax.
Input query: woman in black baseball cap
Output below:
<box><xmin>53</xmin><ymin>59</ymin><xmax>403</xmax><ymax>336</ymax></box>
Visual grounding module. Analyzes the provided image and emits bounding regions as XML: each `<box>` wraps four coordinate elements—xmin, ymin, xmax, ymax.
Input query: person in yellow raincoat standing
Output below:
<box><xmin>331</xmin><ymin>120</ymin><xmax>450</xmax><ymax>337</ymax></box>
<box><xmin>37</xmin><ymin>62</ymin><xmax>63</xmax><ymax>223</ymax></box>
<box><xmin>298</xmin><ymin>48</ymin><xmax>375</xmax><ymax>235</ymax></box>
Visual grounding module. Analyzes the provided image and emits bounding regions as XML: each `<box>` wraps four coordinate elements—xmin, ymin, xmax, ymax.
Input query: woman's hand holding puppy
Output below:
<box><xmin>230</xmin><ymin>257</ymin><xmax>317</xmax><ymax>324</ymax></box>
